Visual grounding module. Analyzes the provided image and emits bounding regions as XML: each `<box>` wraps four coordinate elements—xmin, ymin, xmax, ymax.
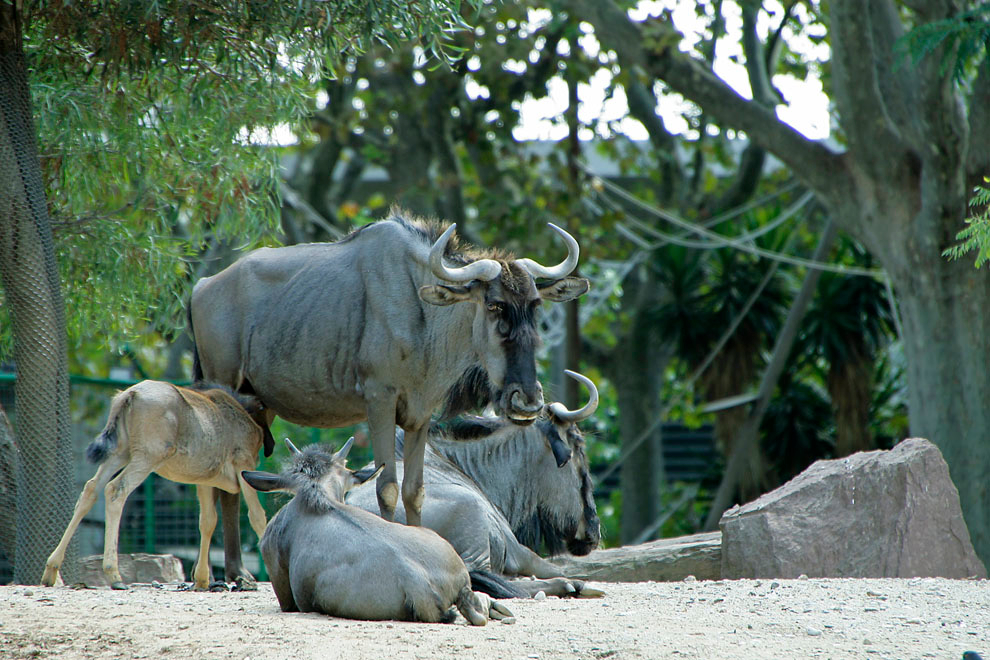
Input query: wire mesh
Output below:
<box><xmin>1</xmin><ymin>33</ymin><xmax>78</xmax><ymax>585</ymax></box>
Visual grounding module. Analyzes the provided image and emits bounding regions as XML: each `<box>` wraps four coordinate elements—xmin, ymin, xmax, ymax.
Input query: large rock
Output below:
<box><xmin>75</xmin><ymin>553</ymin><xmax>186</xmax><ymax>587</ymax></box>
<box><xmin>721</xmin><ymin>438</ymin><xmax>987</xmax><ymax>579</ymax></box>
<box><xmin>552</xmin><ymin>531</ymin><xmax>721</xmax><ymax>582</ymax></box>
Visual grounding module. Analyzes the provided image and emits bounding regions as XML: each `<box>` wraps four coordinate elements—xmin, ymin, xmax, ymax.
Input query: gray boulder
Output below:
<box><xmin>75</xmin><ymin>553</ymin><xmax>185</xmax><ymax>587</ymax></box>
<box><xmin>721</xmin><ymin>437</ymin><xmax>987</xmax><ymax>579</ymax></box>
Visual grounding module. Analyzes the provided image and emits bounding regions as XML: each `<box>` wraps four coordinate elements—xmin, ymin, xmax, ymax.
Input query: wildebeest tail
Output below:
<box><xmin>86</xmin><ymin>389</ymin><xmax>134</xmax><ymax>463</ymax></box>
<box><xmin>469</xmin><ymin>569</ymin><xmax>528</xmax><ymax>599</ymax></box>
<box><xmin>188</xmin><ymin>303</ymin><xmax>204</xmax><ymax>382</ymax></box>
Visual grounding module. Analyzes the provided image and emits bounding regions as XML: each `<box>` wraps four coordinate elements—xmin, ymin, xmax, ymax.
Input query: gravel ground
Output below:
<box><xmin>1</xmin><ymin>577</ymin><xmax>987</xmax><ymax>660</ymax></box>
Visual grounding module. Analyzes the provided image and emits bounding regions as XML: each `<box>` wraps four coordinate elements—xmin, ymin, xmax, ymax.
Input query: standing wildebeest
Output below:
<box><xmin>189</xmin><ymin>210</ymin><xmax>588</xmax><ymax>584</ymax></box>
<box><xmin>41</xmin><ymin>381</ymin><xmax>268</xmax><ymax>591</ymax></box>
<box><xmin>241</xmin><ymin>438</ymin><xmax>513</xmax><ymax>624</ymax></box>
<box><xmin>347</xmin><ymin>370</ymin><xmax>603</xmax><ymax>598</ymax></box>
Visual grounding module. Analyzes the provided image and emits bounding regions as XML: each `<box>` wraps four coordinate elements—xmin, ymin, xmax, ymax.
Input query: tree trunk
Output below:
<box><xmin>611</xmin><ymin>353</ymin><xmax>668</xmax><ymax>546</ymax></box>
<box><xmin>0</xmin><ymin>5</ymin><xmax>76</xmax><ymax>584</ymax></box>
<box><xmin>891</xmin><ymin>254</ymin><xmax>990</xmax><ymax>564</ymax></box>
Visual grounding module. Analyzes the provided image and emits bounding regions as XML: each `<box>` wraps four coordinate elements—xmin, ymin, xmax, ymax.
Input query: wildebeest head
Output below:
<box><xmin>533</xmin><ymin>370</ymin><xmax>602</xmax><ymax>556</ymax></box>
<box><xmin>241</xmin><ymin>438</ymin><xmax>382</xmax><ymax>513</ymax></box>
<box><xmin>419</xmin><ymin>223</ymin><xmax>589</xmax><ymax>425</ymax></box>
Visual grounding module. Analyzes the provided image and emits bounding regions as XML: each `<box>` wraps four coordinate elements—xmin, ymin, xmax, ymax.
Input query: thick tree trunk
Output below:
<box><xmin>0</xmin><ymin>6</ymin><xmax>75</xmax><ymax>584</ymax></box>
<box><xmin>891</xmin><ymin>255</ymin><xmax>990</xmax><ymax>564</ymax></box>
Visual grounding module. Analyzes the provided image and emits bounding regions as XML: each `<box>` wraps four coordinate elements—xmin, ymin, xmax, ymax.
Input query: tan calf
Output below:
<box><xmin>41</xmin><ymin>381</ymin><xmax>267</xmax><ymax>590</ymax></box>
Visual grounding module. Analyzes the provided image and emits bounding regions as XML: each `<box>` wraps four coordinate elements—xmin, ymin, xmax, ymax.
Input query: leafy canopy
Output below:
<box><xmin>1</xmin><ymin>0</ymin><xmax>481</xmax><ymax>357</ymax></box>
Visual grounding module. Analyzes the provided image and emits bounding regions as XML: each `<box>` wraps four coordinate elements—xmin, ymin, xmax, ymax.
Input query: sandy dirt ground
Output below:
<box><xmin>1</xmin><ymin>577</ymin><xmax>987</xmax><ymax>660</ymax></box>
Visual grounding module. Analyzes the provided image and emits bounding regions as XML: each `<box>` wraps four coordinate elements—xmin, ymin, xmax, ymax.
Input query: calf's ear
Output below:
<box><xmin>241</xmin><ymin>470</ymin><xmax>287</xmax><ymax>492</ymax></box>
<box><xmin>538</xmin><ymin>277</ymin><xmax>589</xmax><ymax>303</ymax></box>
<box><xmin>419</xmin><ymin>284</ymin><xmax>476</xmax><ymax>306</ymax></box>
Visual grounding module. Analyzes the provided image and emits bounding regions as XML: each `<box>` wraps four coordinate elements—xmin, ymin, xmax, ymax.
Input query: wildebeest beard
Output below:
<box><xmin>437</xmin><ymin>365</ymin><xmax>499</xmax><ymax>421</ymax></box>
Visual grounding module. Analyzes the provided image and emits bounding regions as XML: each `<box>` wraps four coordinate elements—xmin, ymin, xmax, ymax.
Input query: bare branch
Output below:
<box><xmin>830</xmin><ymin>0</ymin><xmax>911</xmax><ymax>175</ymax></box>
<box><xmin>566</xmin><ymin>0</ymin><xmax>845</xmax><ymax>199</ymax></box>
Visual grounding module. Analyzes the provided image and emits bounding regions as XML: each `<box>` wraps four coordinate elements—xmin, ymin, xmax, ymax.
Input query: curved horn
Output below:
<box><xmin>334</xmin><ymin>436</ymin><xmax>355</xmax><ymax>462</ymax></box>
<box><xmin>548</xmin><ymin>370</ymin><xmax>599</xmax><ymax>423</ymax></box>
<box><xmin>284</xmin><ymin>437</ymin><xmax>302</xmax><ymax>455</ymax></box>
<box><xmin>515</xmin><ymin>223</ymin><xmax>580</xmax><ymax>280</ymax></box>
<box><xmin>429</xmin><ymin>224</ymin><xmax>502</xmax><ymax>283</ymax></box>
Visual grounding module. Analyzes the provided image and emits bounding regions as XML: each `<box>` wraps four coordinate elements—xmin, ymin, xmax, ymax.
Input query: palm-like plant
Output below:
<box><xmin>799</xmin><ymin>238</ymin><xmax>895</xmax><ymax>456</ymax></box>
<box><xmin>651</xmin><ymin>238</ymin><xmax>789</xmax><ymax>501</ymax></box>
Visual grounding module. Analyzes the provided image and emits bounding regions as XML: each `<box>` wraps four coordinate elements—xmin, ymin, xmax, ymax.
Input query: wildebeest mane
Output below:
<box><xmin>187</xmin><ymin>380</ymin><xmax>265</xmax><ymax>416</ymax></box>
<box><xmin>430</xmin><ymin>415</ymin><xmax>505</xmax><ymax>441</ymax></box>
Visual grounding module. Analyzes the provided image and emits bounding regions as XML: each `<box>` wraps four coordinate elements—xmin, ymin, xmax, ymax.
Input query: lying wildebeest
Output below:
<box><xmin>41</xmin><ymin>381</ymin><xmax>268</xmax><ymax>591</ymax></box>
<box><xmin>189</xmin><ymin>209</ymin><xmax>589</xmax><ymax>584</ymax></box>
<box><xmin>347</xmin><ymin>370</ymin><xmax>603</xmax><ymax>598</ymax></box>
<box><xmin>241</xmin><ymin>438</ymin><xmax>513</xmax><ymax>624</ymax></box>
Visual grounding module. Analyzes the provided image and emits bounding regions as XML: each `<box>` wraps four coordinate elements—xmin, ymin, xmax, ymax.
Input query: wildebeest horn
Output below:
<box><xmin>284</xmin><ymin>437</ymin><xmax>301</xmax><ymax>455</ymax></box>
<box><xmin>429</xmin><ymin>224</ymin><xmax>502</xmax><ymax>283</ymax></box>
<box><xmin>515</xmin><ymin>223</ymin><xmax>580</xmax><ymax>280</ymax></box>
<box><xmin>334</xmin><ymin>436</ymin><xmax>355</xmax><ymax>462</ymax></box>
<box><xmin>549</xmin><ymin>370</ymin><xmax>599</xmax><ymax>423</ymax></box>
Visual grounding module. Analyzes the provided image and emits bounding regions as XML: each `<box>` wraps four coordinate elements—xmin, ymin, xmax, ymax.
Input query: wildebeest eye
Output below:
<box><xmin>487</xmin><ymin>302</ymin><xmax>501</xmax><ymax>313</ymax></box>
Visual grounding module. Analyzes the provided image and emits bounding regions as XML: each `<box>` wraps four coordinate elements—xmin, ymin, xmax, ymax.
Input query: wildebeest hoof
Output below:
<box><xmin>176</xmin><ymin>582</ymin><xmax>193</xmax><ymax>591</ymax></box>
<box><xmin>208</xmin><ymin>581</ymin><xmax>230</xmax><ymax>592</ymax></box>
<box><xmin>231</xmin><ymin>576</ymin><xmax>257</xmax><ymax>592</ymax></box>
<box><xmin>110</xmin><ymin>581</ymin><xmax>129</xmax><ymax>591</ymax></box>
<box><xmin>575</xmin><ymin>585</ymin><xmax>605</xmax><ymax>598</ymax></box>
<box><xmin>487</xmin><ymin>598</ymin><xmax>514</xmax><ymax>621</ymax></box>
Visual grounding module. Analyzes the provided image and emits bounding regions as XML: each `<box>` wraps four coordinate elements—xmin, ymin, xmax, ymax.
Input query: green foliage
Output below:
<box><xmin>943</xmin><ymin>180</ymin><xmax>990</xmax><ymax>267</ymax></box>
<box><xmin>897</xmin><ymin>5</ymin><xmax>990</xmax><ymax>82</ymax></box>
<box><xmin>9</xmin><ymin>0</ymin><xmax>483</xmax><ymax>354</ymax></box>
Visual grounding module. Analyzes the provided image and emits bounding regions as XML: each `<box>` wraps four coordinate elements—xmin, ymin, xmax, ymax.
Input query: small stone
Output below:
<box><xmin>500</xmin><ymin>617</ymin><xmax>516</xmax><ymax>625</ymax></box>
<box><xmin>178</xmin><ymin>624</ymin><xmax>190</xmax><ymax>630</ymax></box>
<box><xmin>798</xmin><ymin>574</ymin><xmax>809</xmax><ymax>580</ymax></box>
<box><xmin>683</xmin><ymin>575</ymin><xmax>697</xmax><ymax>583</ymax></box>
<box><xmin>533</xmin><ymin>591</ymin><xmax>547</xmax><ymax>600</ymax></box>
<box><xmin>806</xmin><ymin>627</ymin><xmax>823</xmax><ymax>636</ymax></box>
<box><xmin>770</xmin><ymin>581</ymin><xmax>780</xmax><ymax>590</ymax></box>
<box><xmin>23</xmin><ymin>589</ymin><xmax>33</xmax><ymax>597</ymax></box>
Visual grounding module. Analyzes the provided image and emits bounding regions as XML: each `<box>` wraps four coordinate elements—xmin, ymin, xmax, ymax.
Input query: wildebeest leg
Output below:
<box><xmin>101</xmin><ymin>458</ymin><xmax>156</xmax><ymax>590</ymax></box>
<box><xmin>506</xmin><ymin>576</ymin><xmax>605</xmax><ymax>599</ymax></box>
<box><xmin>367</xmin><ymin>387</ymin><xmax>400</xmax><ymax>521</ymax></box>
<box><xmin>401</xmin><ymin>425</ymin><xmax>428</xmax><ymax>527</ymax></box>
<box><xmin>237</xmin><ymin>473</ymin><xmax>268</xmax><ymax>541</ymax></box>
<box><xmin>41</xmin><ymin>454</ymin><xmax>127</xmax><ymax>587</ymax></box>
<box><xmin>218</xmin><ymin>489</ymin><xmax>256</xmax><ymax>589</ymax></box>
<box><xmin>193</xmin><ymin>486</ymin><xmax>219</xmax><ymax>591</ymax></box>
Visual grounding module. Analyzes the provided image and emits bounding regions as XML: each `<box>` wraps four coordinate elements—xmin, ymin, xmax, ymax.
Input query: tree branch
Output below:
<box><xmin>829</xmin><ymin>0</ymin><xmax>910</xmax><ymax>175</ymax></box>
<box><xmin>567</xmin><ymin>0</ymin><xmax>845</xmax><ymax>200</ymax></box>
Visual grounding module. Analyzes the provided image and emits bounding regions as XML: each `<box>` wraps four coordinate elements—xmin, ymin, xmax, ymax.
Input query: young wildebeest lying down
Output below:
<box><xmin>41</xmin><ymin>381</ymin><xmax>268</xmax><ymax>591</ymax></box>
<box><xmin>241</xmin><ymin>438</ymin><xmax>513</xmax><ymax>624</ymax></box>
<box><xmin>347</xmin><ymin>370</ymin><xmax>604</xmax><ymax>599</ymax></box>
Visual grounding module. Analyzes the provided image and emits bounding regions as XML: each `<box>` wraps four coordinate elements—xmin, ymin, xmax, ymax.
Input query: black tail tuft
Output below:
<box><xmin>469</xmin><ymin>569</ymin><xmax>528</xmax><ymax>599</ymax></box>
<box><xmin>85</xmin><ymin>423</ymin><xmax>117</xmax><ymax>464</ymax></box>
<box><xmin>188</xmin><ymin>302</ymin><xmax>204</xmax><ymax>382</ymax></box>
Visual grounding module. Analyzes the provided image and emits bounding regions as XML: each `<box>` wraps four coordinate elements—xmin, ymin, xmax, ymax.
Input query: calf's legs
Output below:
<box><xmin>41</xmin><ymin>454</ymin><xmax>127</xmax><ymax>587</ymax></box>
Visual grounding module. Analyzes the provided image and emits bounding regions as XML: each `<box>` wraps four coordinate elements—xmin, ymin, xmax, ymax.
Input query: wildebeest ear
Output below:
<box><xmin>547</xmin><ymin>429</ymin><xmax>573</xmax><ymax>467</ymax></box>
<box><xmin>419</xmin><ymin>284</ymin><xmax>476</xmax><ymax>306</ymax></box>
<box><xmin>352</xmin><ymin>463</ymin><xmax>385</xmax><ymax>486</ymax></box>
<box><xmin>241</xmin><ymin>470</ymin><xmax>288</xmax><ymax>492</ymax></box>
<box><xmin>538</xmin><ymin>277</ymin><xmax>590</xmax><ymax>303</ymax></box>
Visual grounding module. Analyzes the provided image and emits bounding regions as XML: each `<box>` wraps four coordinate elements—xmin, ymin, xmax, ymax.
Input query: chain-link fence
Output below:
<box><xmin>1</xmin><ymin>30</ymin><xmax>79</xmax><ymax>585</ymax></box>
